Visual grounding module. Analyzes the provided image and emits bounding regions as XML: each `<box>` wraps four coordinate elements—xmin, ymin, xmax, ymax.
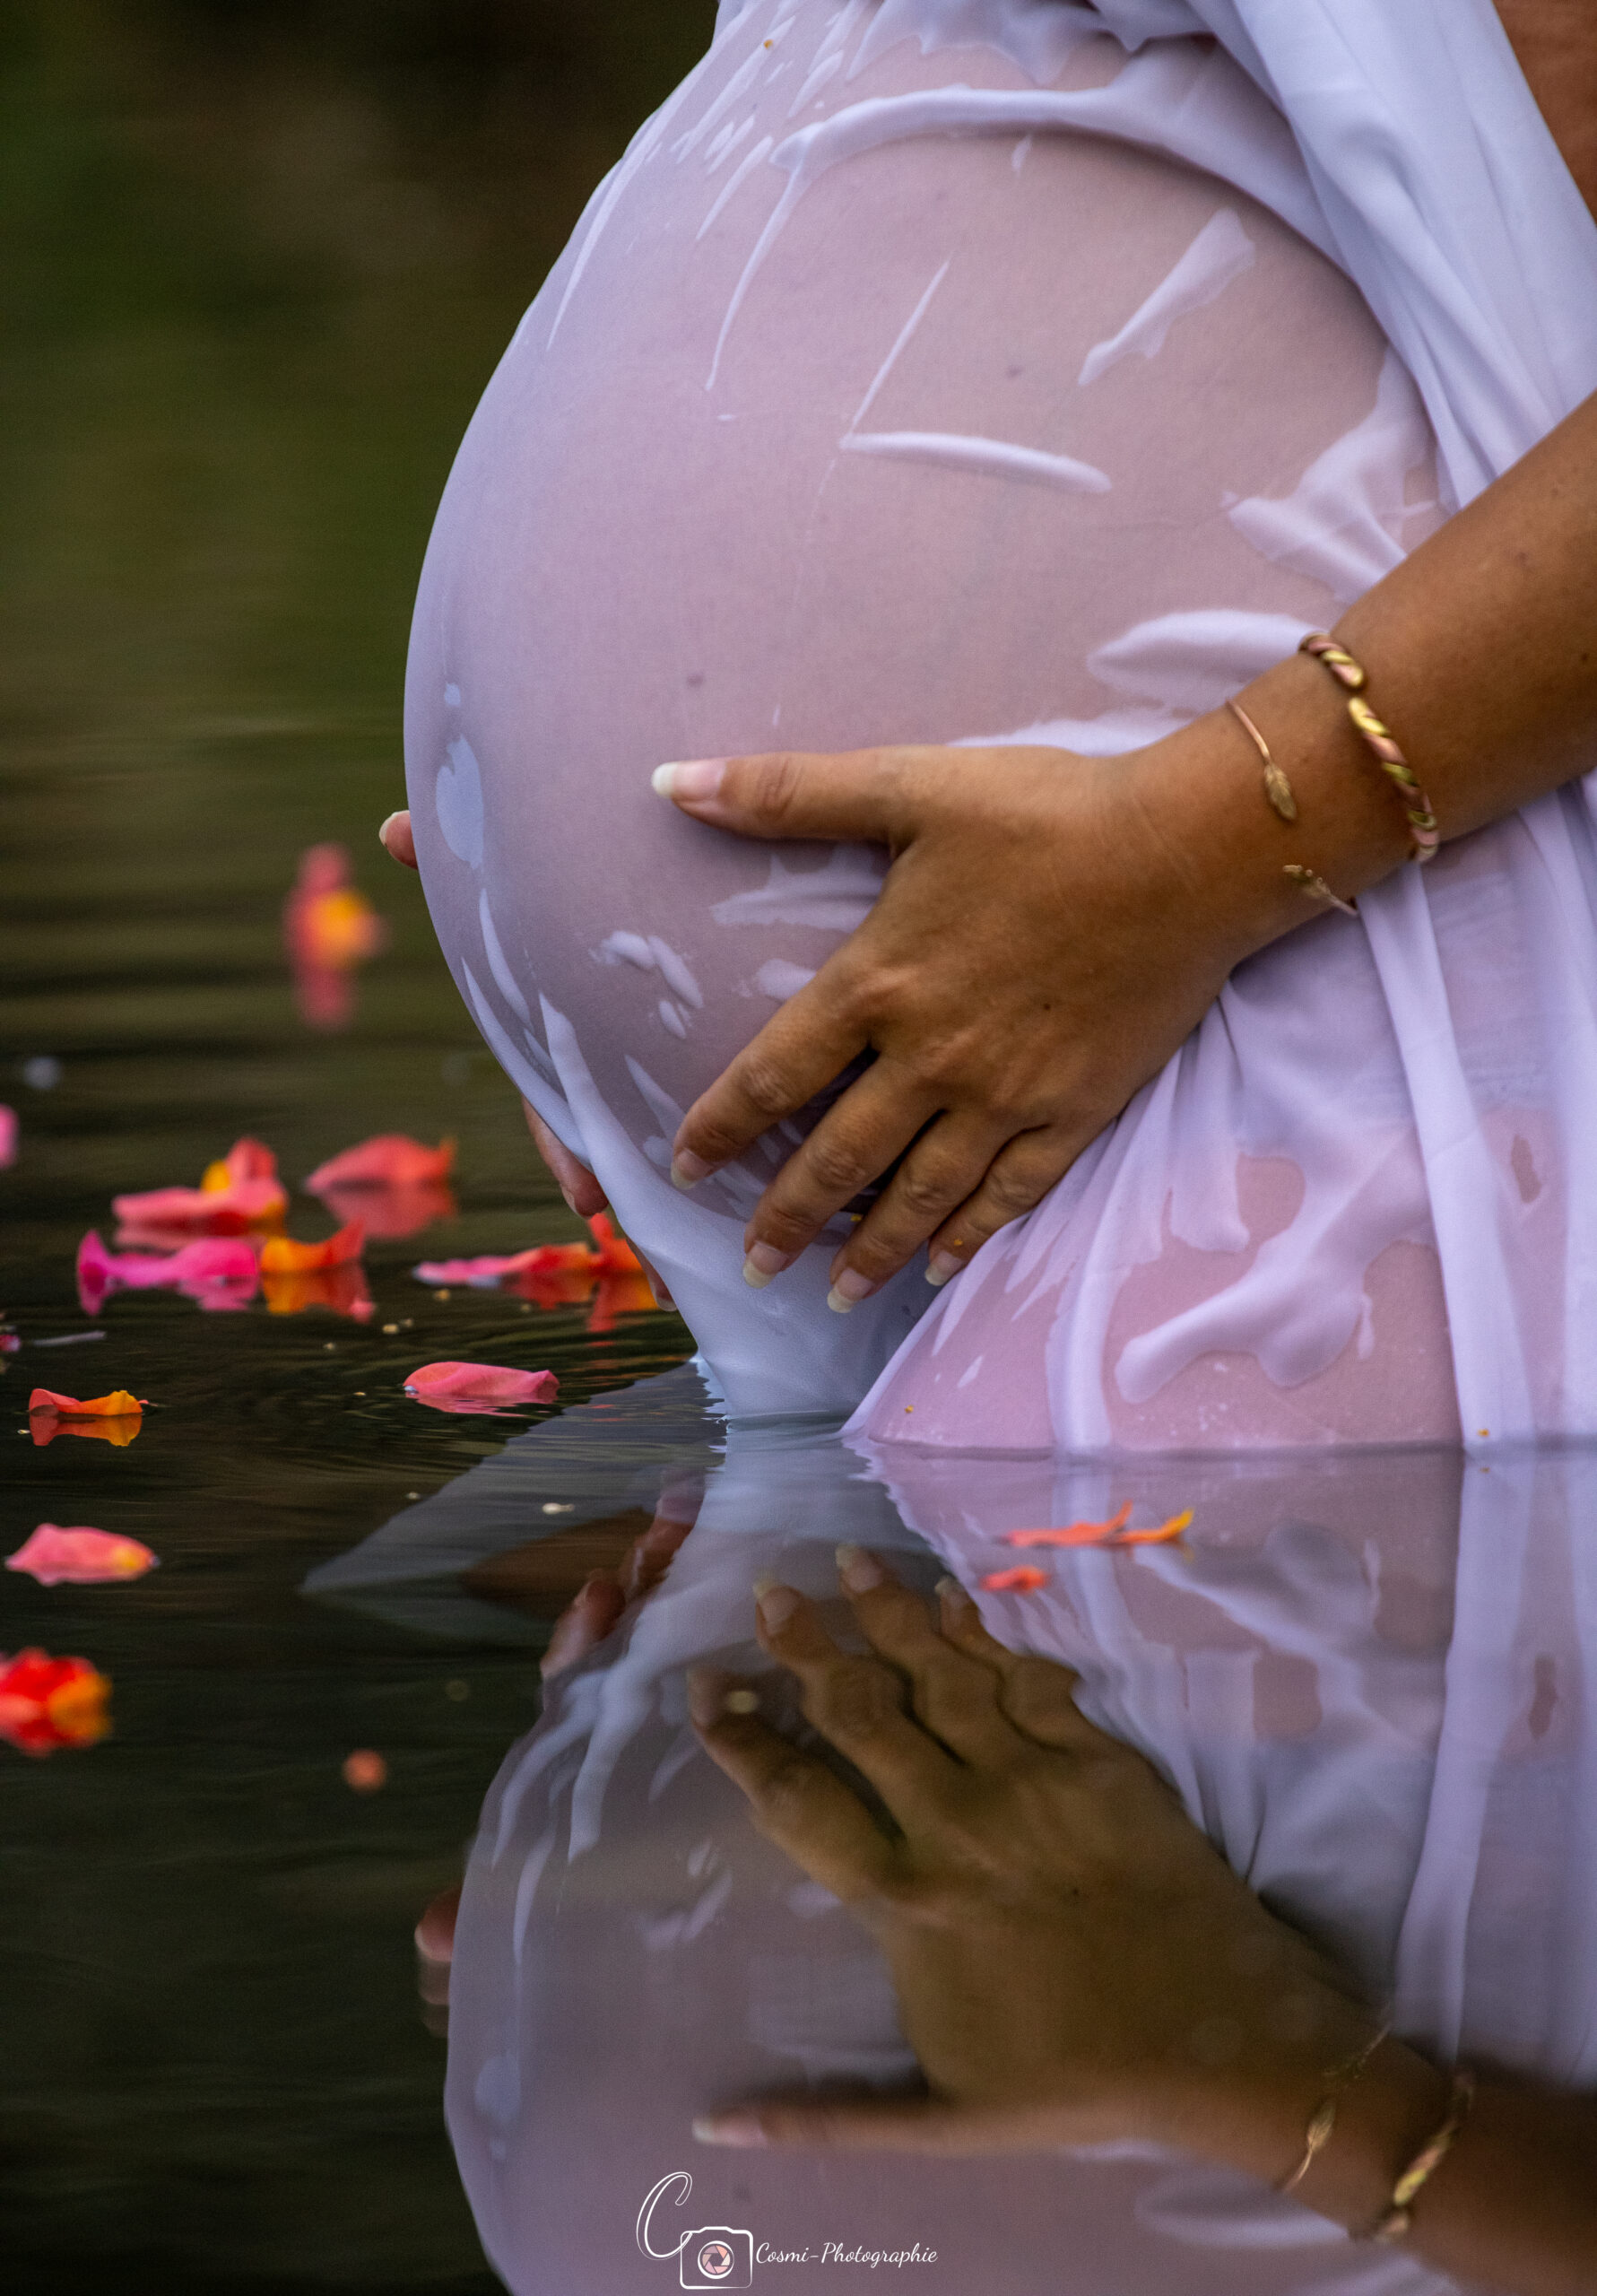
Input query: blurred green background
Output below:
<box><xmin>0</xmin><ymin>5</ymin><xmax>715</xmax><ymax>2291</ymax></box>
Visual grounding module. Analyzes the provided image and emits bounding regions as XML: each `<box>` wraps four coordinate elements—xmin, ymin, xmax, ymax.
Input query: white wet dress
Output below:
<box><xmin>404</xmin><ymin>0</ymin><xmax>1597</xmax><ymax>1445</ymax></box>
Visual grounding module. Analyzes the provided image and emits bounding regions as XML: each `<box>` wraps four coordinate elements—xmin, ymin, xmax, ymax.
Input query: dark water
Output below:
<box><xmin>1</xmin><ymin>7</ymin><xmax>712</xmax><ymax>2290</ymax></box>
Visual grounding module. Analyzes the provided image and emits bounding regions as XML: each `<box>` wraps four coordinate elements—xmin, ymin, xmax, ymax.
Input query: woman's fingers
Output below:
<box><xmin>737</xmin><ymin>1058</ymin><xmax>942</xmax><ymax>1289</ymax></box>
<box><xmin>693</xmin><ymin>2093</ymin><xmax>1058</xmax><ymax>2153</ymax></box>
<box><xmin>520</xmin><ymin>1097</ymin><xmax>609</xmax><ymax>1219</ymax></box>
<box><xmin>654</xmin><ymin>745</ymin><xmax>930</xmax><ymax>845</ymax></box>
<box><xmin>752</xmin><ymin>1580</ymin><xmax>961</xmax><ymax>1827</ymax></box>
<box><xmin>920</xmin><ymin>1125</ymin><xmax>1083</xmax><ymax>1286</ymax></box>
<box><xmin>689</xmin><ymin>1668</ymin><xmax>896</xmax><ymax>1902</ymax></box>
<box><xmin>539</xmin><ymin>1570</ymin><xmax>627</xmax><ymax>1680</ymax></box>
<box><xmin>822</xmin><ymin>1110</ymin><xmax>1013</xmax><ymax>1300</ymax></box>
<box><xmin>834</xmin><ymin>1547</ymin><xmax>1025</xmax><ymax>1767</ymax></box>
<box><xmin>379</xmin><ymin>810</ymin><xmax>418</xmax><ymax>868</ymax></box>
<box><xmin>670</xmin><ymin>964</ymin><xmax>872</xmax><ymax>1197</ymax></box>
<box><xmin>934</xmin><ymin>1578</ymin><xmax>1106</xmax><ymax>1754</ymax></box>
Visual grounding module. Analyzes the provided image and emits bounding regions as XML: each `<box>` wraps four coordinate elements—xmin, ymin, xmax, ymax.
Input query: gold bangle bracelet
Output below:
<box><xmin>1226</xmin><ymin>694</ymin><xmax>1299</xmax><ymax>822</ymax></box>
<box><xmin>1277</xmin><ymin>2022</ymin><xmax>1392</xmax><ymax>2195</ymax></box>
<box><xmin>1225</xmin><ymin>693</ymin><xmax>1358</xmax><ymax>919</ymax></box>
<box><xmin>1370</xmin><ymin>2068</ymin><xmax>1475</xmax><ymax>2242</ymax></box>
<box><xmin>1299</xmin><ymin>631</ymin><xmax>1440</xmax><ymax>865</ymax></box>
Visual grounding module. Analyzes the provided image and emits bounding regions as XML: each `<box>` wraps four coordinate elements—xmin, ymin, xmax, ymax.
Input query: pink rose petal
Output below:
<box><xmin>0</xmin><ymin>1106</ymin><xmax>17</xmax><ymax>1169</ymax></box>
<box><xmin>403</xmin><ymin>1361</ymin><xmax>559</xmax><ymax>1413</ymax></box>
<box><xmin>6</xmin><ymin>1525</ymin><xmax>160</xmax><ymax>1586</ymax></box>
<box><xmin>306</xmin><ymin>1134</ymin><xmax>455</xmax><ymax>1190</ymax></box>
<box><xmin>77</xmin><ymin>1231</ymin><xmax>259</xmax><ymax>1316</ymax></box>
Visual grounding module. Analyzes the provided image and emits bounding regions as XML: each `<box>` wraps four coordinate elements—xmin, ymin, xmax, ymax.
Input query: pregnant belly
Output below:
<box><xmin>405</xmin><ymin>3</ymin><xmax>1451</xmax><ymax>1431</ymax></box>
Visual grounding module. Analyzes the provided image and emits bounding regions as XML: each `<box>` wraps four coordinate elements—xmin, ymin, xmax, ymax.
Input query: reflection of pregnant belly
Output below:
<box><xmin>407</xmin><ymin>6</ymin><xmax>1455</xmax><ymax>1440</ymax></box>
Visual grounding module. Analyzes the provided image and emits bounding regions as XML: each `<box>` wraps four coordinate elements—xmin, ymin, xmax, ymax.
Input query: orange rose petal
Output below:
<box><xmin>978</xmin><ymin>1566</ymin><xmax>1050</xmax><ymax>1594</ymax></box>
<box><xmin>257</xmin><ymin>1220</ymin><xmax>365</xmax><ymax>1274</ymax></box>
<box><xmin>1114</xmin><ymin>1510</ymin><xmax>1194</xmax><ymax>1545</ymax></box>
<box><xmin>1002</xmin><ymin>1504</ymin><xmax>1192</xmax><ymax>1550</ymax></box>
<box><xmin>28</xmin><ymin>1387</ymin><xmax>147</xmax><ymax>1418</ymax></box>
<box><xmin>0</xmin><ymin>1649</ymin><xmax>112</xmax><ymax>1754</ymax></box>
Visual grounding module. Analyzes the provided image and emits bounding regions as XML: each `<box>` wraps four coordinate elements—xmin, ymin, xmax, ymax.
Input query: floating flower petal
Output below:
<box><xmin>315</xmin><ymin>1178</ymin><xmax>455</xmax><ymax>1240</ymax></box>
<box><xmin>404</xmin><ymin>1361</ymin><xmax>560</xmax><ymax>1413</ymax></box>
<box><xmin>285</xmin><ymin>845</ymin><xmax>387</xmax><ymax>1031</ymax></box>
<box><xmin>201</xmin><ymin>1138</ymin><xmax>279</xmax><ymax>1191</ymax></box>
<box><xmin>113</xmin><ymin>1136</ymin><xmax>286</xmax><ymax>1237</ymax></box>
<box><xmin>342</xmin><ymin>1748</ymin><xmax>387</xmax><ymax>1791</ymax></box>
<box><xmin>0</xmin><ymin>1106</ymin><xmax>16</xmax><ymax>1169</ymax></box>
<box><xmin>28</xmin><ymin>1387</ymin><xmax>147</xmax><ymax>1419</ymax></box>
<box><xmin>306</xmin><ymin>1135</ymin><xmax>456</xmax><ymax>1191</ymax></box>
<box><xmin>261</xmin><ymin>1261</ymin><xmax>375</xmax><ymax>1322</ymax></box>
<box><xmin>6</xmin><ymin>1526</ymin><xmax>159</xmax><ymax>1586</ymax></box>
<box><xmin>77</xmin><ymin>1230</ymin><xmax>259</xmax><ymax>1317</ymax></box>
<box><xmin>1002</xmin><ymin>1505</ymin><xmax>1192</xmax><ymax>1550</ymax></box>
<box><xmin>414</xmin><ymin>1215</ymin><xmax>644</xmax><ymax>1300</ymax></box>
<box><xmin>978</xmin><ymin>1566</ymin><xmax>1051</xmax><ymax>1594</ymax></box>
<box><xmin>258</xmin><ymin>1220</ymin><xmax>364</xmax><ymax>1274</ymax></box>
<box><xmin>0</xmin><ymin>1648</ymin><xmax>112</xmax><ymax>1754</ymax></box>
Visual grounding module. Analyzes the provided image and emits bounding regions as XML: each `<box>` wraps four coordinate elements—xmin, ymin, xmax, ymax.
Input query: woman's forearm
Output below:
<box><xmin>1250</xmin><ymin>2050</ymin><xmax>1597</xmax><ymax>2296</ymax></box>
<box><xmin>1137</xmin><ymin>387</ymin><xmax>1597</xmax><ymax>972</ymax></box>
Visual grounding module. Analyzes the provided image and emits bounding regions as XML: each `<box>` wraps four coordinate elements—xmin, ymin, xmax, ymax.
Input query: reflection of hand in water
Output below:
<box><xmin>691</xmin><ymin>1552</ymin><xmax>1597</xmax><ymax>2295</ymax></box>
<box><xmin>538</xmin><ymin>1482</ymin><xmax>703</xmax><ymax>1682</ymax></box>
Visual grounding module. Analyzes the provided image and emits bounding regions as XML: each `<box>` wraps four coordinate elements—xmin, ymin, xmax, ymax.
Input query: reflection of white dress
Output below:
<box><xmin>406</xmin><ymin>0</ymin><xmax>1597</xmax><ymax>1444</ymax></box>
<box><xmin>436</xmin><ymin>1382</ymin><xmax>1597</xmax><ymax>2295</ymax></box>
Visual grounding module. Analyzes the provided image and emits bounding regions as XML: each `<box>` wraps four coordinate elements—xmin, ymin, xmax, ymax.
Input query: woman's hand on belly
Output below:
<box><xmin>655</xmin><ymin>732</ymin><xmax>1321</xmax><ymax>1305</ymax></box>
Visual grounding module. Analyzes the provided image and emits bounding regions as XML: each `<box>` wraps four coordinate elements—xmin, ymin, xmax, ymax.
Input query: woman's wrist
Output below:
<box><xmin>1133</xmin><ymin>2001</ymin><xmax>1454</xmax><ymax>2236</ymax></box>
<box><xmin>1121</xmin><ymin>653</ymin><xmax>1412</xmax><ymax>969</ymax></box>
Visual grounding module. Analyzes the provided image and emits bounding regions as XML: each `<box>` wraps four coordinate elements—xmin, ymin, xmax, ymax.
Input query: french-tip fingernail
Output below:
<box><xmin>692</xmin><ymin>2114</ymin><xmax>767</xmax><ymax>2148</ymax></box>
<box><xmin>742</xmin><ymin>1241</ymin><xmax>790</xmax><ymax>1289</ymax></box>
<box><xmin>837</xmin><ymin>1543</ymin><xmax>886</xmax><ymax>1593</ymax></box>
<box><xmin>936</xmin><ymin>1573</ymin><xmax>975</xmax><ymax>1612</ymax></box>
<box><xmin>753</xmin><ymin>1574</ymin><xmax>800</xmax><ymax>1631</ymax></box>
<box><xmin>926</xmin><ymin>1250</ymin><xmax>963</xmax><ymax>1288</ymax></box>
<box><xmin>671</xmin><ymin>1150</ymin><xmax>713</xmax><ymax>1193</ymax></box>
<box><xmin>686</xmin><ymin>1666</ymin><xmax>721</xmax><ymax>1727</ymax></box>
<box><xmin>378</xmin><ymin>811</ymin><xmax>404</xmax><ymax>846</ymax></box>
<box><xmin>652</xmin><ymin>759</ymin><xmax>726</xmax><ymax>803</ymax></box>
<box><xmin>826</xmin><ymin>1268</ymin><xmax>877</xmax><ymax>1314</ymax></box>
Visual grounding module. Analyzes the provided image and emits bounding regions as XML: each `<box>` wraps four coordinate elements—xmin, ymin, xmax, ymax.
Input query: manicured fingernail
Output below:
<box><xmin>652</xmin><ymin>760</ymin><xmax>726</xmax><ymax>804</ymax></box>
<box><xmin>826</xmin><ymin>1267</ymin><xmax>877</xmax><ymax>1314</ymax></box>
<box><xmin>378</xmin><ymin>811</ymin><xmax>404</xmax><ymax>846</ymax></box>
<box><xmin>692</xmin><ymin>2114</ymin><xmax>767</xmax><ymax>2148</ymax></box>
<box><xmin>742</xmin><ymin>1240</ymin><xmax>791</xmax><ymax>1289</ymax></box>
<box><xmin>723</xmin><ymin>1687</ymin><xmax>760</xmax><ymax>1715</ymax></box>
<box><xmin>753</xmin><ymin>1574</ymin><xmax>800</xmax><ymax>1631</ymax></box>
<box><xmin>926</xmin><ymin>1250</ymin><xmax>963</xmax><ymax>1287</ymax></box>
<box><xmin>539</xmin><ymin>1614</ymin><xmax>586</xmax><ymax>1678</ymax></box>
<box><xmin>837</xmin><ymin>1543</ymin><xmax>885</xmax><ymax>1593</ymax></box>
<box><xmin>671</xmin><ymin>1149</ymin><xmax>713</xmax><ymax>1192</ymax></box>
<box><xmin>686</xmin><ymin>1665</ymin><xmax>724</xmax><ymax>1728</ymax></box>
<box><xmin>559</xmin><ymin>1186</ymin><xmax>577</xmax><ymax>1214</ymax></box>
<box><xmin>936</xmin><ymin>1573</ymin><xmax>975</xmax><ymax>1614</ymax></box>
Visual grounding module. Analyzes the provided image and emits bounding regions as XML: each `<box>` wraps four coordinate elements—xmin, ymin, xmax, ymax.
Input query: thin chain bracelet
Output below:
<box><xmin>1299</xmin><ymin>631</ymin><xmax>1440</xmax><ymax>864</ymax></box>
<box><xmin>1225</xmin><ymin>694</ymin><xmax>1358</xmax><ymax>918</ymax></box>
